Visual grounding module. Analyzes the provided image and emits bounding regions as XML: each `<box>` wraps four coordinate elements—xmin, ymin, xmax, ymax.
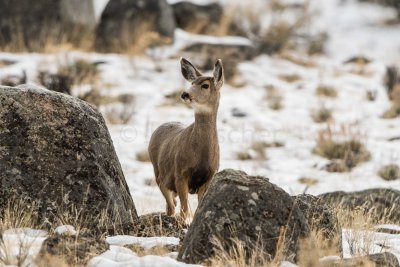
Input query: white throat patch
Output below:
<box><xmin>193</xmin><ymin>103</ymin><xmax>213</xmax><ymax>114</ymax></box>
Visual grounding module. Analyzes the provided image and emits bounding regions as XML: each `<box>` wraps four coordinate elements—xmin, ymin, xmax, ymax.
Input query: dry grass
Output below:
<box><xmin>297</xmin><ymin>230</ymin><xmax>341</xmax><ymax>267</ymax></box>
<box><xmin>382</xmin><ymin>102</ymin><xmax>400</xmax><ymax>119</ymax></box>
<box><xmin>236</xmin><ymin>151</ymin><xmax>254</xmax><ymax>161</ymax></box>
<box><xmin>214</xmin><ymin>2</ymin><xmax>310</xmax><ymax>55</ymax></box>
<box><xmin>59</xmin><ymin>59</ymin><xmax>99</xmax><ymax>85</ymax></box>
<box><xmin>265</xmin><ymin>86</ymin><xmax>284</xmax><ymax>110</ymax></box>
<box><xmin>279</xmin><ymin>74</ymin><xmax>302</xmax><ymax>83</ymax></box>
<box><xmin>316</xmin><ymin>85</ymin><xmax>337</xmax><ymax>98</ymax></box>
<box><xmin>136</xmin><ymin>150</ymin><xmax>151</xmax><ymax>162</ymax></box>
<box><xmin>209</xmin><ymin>236</ymin><xmax>278</xmax><ymax>267</ymax></box>
<box><xmin>97</xmin><ymin>18</ymin><xmax>172</xmax><ymax>55</ymax></box>
<box><xmin>0</xmin><ymin>23</ymin><xmax>94</xmax><ymax>53</ymax></box>
<box><xmin>297</xmin><ymin>177</ymin><xmax>319</xmax><ymax>186</ymax></box>
<box><xmin>102</xmin><ymin>94</ymin><xmax>135</xmax><ymax>124</ymax></box>
<box><xmin>313</xmin><ymin>125</ymin><xmax>371</xmax><ymax>171</ymax></box>
<box><xmin>377</xmin><ymin>164</ymin><xmax>400</xmax><ymax>181</ymax></box>
<box><xmin>311</xmin><ymin>106</ymin><xmax>332</xmax><ymax>123</ymax></box>
<box><xmin>236</xmin><ymin>140</ymin><xmax>279</xmax><ymax>161</ymax></box>
<box><xmin>366</xmin><ymin>90</ymin><xmax>377</xmax><ymax>101</ymax></box>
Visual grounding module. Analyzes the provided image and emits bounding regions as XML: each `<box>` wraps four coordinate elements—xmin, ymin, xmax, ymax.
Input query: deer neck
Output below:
<box><xmin>193</xmin><ymin>109</ymin><xmax>218</xmax><ymax>141</ymax></box>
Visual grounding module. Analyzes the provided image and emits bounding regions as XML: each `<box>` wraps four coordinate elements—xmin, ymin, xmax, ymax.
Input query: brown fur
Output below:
<box><xmin>148</xmin><ymin>58</ymin><xmax>224</xmax><ymax>220</ymax></box>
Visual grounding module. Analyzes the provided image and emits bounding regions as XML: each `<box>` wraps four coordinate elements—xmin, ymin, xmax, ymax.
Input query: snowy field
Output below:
<box><xmin>1</xmin><ymin>0</ymin><xmax>400</xmax><ymax>265</ymax></box>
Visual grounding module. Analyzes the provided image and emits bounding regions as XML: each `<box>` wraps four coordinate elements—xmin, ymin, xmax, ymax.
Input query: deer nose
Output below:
<box><xmin>181</xmin><ymin>92</ymin><xmax>190</xmax><ymax>100</ymax></box>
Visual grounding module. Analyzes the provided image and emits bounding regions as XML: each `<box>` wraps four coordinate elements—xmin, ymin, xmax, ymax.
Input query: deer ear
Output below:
<box><xmin>180</xmin><ymin>58</ymin><xmax>202</xmax><ymax>82</ymax></box>
<box><xmin>213</xmin><ymin>59</ymin><xmax>224</xmax><ymax>89</ymax></box>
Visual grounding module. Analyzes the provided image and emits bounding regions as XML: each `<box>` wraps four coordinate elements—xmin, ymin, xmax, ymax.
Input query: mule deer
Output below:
<box><xmin>148</xmin><ymin>58</ymin><xmax>224</xmax><ymax>220</ymax></box>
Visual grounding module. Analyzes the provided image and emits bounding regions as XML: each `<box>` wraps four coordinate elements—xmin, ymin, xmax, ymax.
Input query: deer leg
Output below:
<box><xmin>173</xmin><ymin>192</ymin><xmax>177</xmax><ymax>206</ymax></box>
<box><xmin>176</xmin><ymin>179</ymin><xmax>189</xmax><ymax>220</ymax></box>
<box><xmin>197</xmin><ymin>179</ymin><xmax>211</xmax><ymax>203</ymax></box>
<box><xmin>159</xmin><ymin>181</ymin><xmax>175</xmax><ymax>216</ymax></box>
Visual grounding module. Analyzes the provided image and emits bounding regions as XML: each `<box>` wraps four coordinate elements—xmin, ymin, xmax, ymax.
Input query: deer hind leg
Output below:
<box><xmin>176</xmin><ymin>178</ymin><xmax>189</xmax><ymax>221</ymax></box>
<box><xmin>158</xmin><ymin>180</ymin><xmax>176</xmax><ymax>216</ymax></box>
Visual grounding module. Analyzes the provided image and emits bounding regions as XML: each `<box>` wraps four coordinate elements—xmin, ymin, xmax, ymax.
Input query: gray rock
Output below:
<box><xmin>172</xmin><ymin>2</ymin><xmax>223</xmax><ymax>34</ymax></box>
<box><xmin>178</xmin><ymin>169</ymin><xmax>310</xmax><ymax>264</ymax></box>
<box><xmin>38</xmin><ymin>233</ymin><xmax>108</xmax><ymax>266</ymax></box>
<box><xmin>95</xmin><ymin>0</ymin><xmax>175</xmax><ymax>52</ymax></box>
<box><xmin>318</xmin><ymin>188</ymin><xmax>400</xmax><ymax>223</ymax></box>
<box><xmin>0</xmin><ymin>0</ymin><xmax>95</xmax><ymax>50</ymax></box>
<box><xmin>0</xmin><ymin>85</ymin><xmax>137</xmax><ymax>229</ymax></box>
<box><xmin>321</xmin><ymin>252</ymin><xmax>399</xmax><ymax>267</ymax></box>
<box><xmin>294</xmin><ymin>194</ymin><xmax>342</xmax><ymax>256</ymax></box>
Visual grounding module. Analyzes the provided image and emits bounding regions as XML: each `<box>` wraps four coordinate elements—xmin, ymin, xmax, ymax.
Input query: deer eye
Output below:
<box><xmin>201</xmin><ymin>84</ymin><xmax>209</xmax><ymax>89</ymax></box>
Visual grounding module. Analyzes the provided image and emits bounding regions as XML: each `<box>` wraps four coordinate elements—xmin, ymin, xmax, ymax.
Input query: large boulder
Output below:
<box><xmin>294</xmin><ymin>194</ymin><xmax>342</xmax><ymax>256</ymax></box>
<box><xmin>321</xmin><ymin>252</ymin><xmax>399</xmax><ymax>267</ymax></box>
<box><xmin>95</xmin><ymin>0</ymin><xmax>175</xmax><ymax>52</ymax></box>
<box><xmin>0</xmin><ymin>85</ymin><xmax>137</xmax><ymax>229</ymax></box>
<box><xmin>171</xmin><ymin>2</ymin><xmax>223</xmax><ymax>34</ymax></box>
<box><xmin>0</xmin><ymin>0</ymin><xmax>95</xmax><ymax>51</ymax></box>
<box><xmin>318</xmin><ymin>188</ymin><xmax>400</xmax><ymax>223</ymax></box>
<box><xmin>178</xmin><ymin>169</ymin><xmax>310</xmax><ymax>264</ymax></box>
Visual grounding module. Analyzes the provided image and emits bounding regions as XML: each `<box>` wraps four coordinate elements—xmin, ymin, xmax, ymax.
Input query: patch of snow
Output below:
<box><xmin>342</xmin><ymin>229</ymin><xmax>400</xmax><ymax>261</ymax></box>
<box><xmin>89</xmin><ymin>245</ymin><xmax>202</xmax><ymax>267</ymax></box>
<box><xmin>55</xmin><ymin>225</ymin><xmax>77</xmax><ymax>235</ymax></box>
<box><xmin>0</xmin><ymin>228</ymin><xmax>48</xmax><ymax>266</ymax></box>
<box><xmin>280</xmin><ymin>261</ymin><xmax>298</xmax><ymax>267</ymax></box>
<box><xmin>106</xmin><ymin>236</ymin><xmax>180</xmax><ymax>249</ymax></box>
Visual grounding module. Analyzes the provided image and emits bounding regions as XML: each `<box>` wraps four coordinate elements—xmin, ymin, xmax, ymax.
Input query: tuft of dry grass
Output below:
<box><xmin>136</xmin><ymin>150</ymin><xmax>151</xmax><ymax>162</ymax></box>
<box><xmin>314</xmin><ymin>126</ymin><xmax>371</xmax><ymax>171</ymax></box>
<box><xmin>265</xmin><ymin>86</ymin><xmax>284</xmax><ymax>110</ymax></box>
<box><xmin>59</xmin><ymin>59</ymin><xmax>99</xmax><ymax>85</ymax></box>
<box><xmin>209</xmin><ymin>236</ymin><xmax>276</xmax><ymax>267</ymax></box>
<box><xmin>366</xmin><ymin>90</ymin><xmax>377</xmax><ymax>101</ymax></box>
<box><xmin>236</xmin><ymin>151</ymin><xmax>254</xmax><ymax>161</ymax></box>
<box><xmin>311</xmin><ymin>106</ymin><xmax>332</xmax><ymax>123</ymax></box>
<box><xmin>378</xmin><ymin>164</ymin><xmax>400</xmax><ymax>181</ymax></box>
<box><xmin>382</xmin><ymin>103</ymin><xmax>400</xmax><ymax>119</ymax></box>
<box><xmin>297</xmin><ymin>177</ymin><xmax>319</xmax><ymax>186</ymax></box>
<box><xmin>316</xmin><ymin>85</ymin><xmax>337</xmax><ymax>98</ymax></box>
<box><xmin>279</xmin><ymin>74</ymin><xmax>302</xmax><ymax>83</ymax></box>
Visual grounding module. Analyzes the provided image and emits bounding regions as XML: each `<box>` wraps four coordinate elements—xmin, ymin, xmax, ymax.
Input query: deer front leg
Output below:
<box><xmin>176</xmin><ymin>178</ymin><xmax>189</xmax><ymax>221</ymax></box>
<box><xmin>197</xmin><ymin>179</ymin><xmax>211</xmax><ymax>204</ymax></box>
<box><xmin>158</xmin><ymin>180</ymin><xmax>176</xmax><ymax>216</ymax></box>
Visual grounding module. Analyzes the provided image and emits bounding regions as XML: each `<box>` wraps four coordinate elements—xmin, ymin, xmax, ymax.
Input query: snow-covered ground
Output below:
<box><xmin>1</xmin><ymin>0</ymin><xmax>400</xmax><ymax>266</ymax></box>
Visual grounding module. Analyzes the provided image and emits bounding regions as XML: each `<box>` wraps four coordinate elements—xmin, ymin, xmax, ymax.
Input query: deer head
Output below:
<box><xmin>180</xmin><ymin>58</ymin><xmax>224</xmax><ymax>114</ymax></box>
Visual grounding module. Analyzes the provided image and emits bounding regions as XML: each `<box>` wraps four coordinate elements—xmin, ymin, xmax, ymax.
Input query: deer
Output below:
<box><xmin>148</xmin><ymin>58</ymin><xmax>224</xmax><ymax>221</ymax></box>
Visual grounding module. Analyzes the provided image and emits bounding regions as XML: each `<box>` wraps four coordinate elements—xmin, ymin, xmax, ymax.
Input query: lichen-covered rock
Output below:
<box><xmin>178</xmin><ymin>169</ymin><xmax>310</xmax><ymax>264</ymax></box>
<box><xmin>38</xmin><ymin>233</ymin><xmax>108</xmax><ymax>266</ymax></box>
<box><xmin>0</xmin><ymin>85</ymin><xmax>137</xmax><ymax>229</ymax></box>
<box><xmin>318</xmin><ymin>188</ymin><xmax>400</xmax><ymax>223</ymax></box>
<box><xmin>293</xmin><ymin>194</ymin><xmax>342</xmax><ymax>256</ymax></box>
<box><xmin>321</xmin><ymin>252</ymin><xmax>400</xmax><ymax>267</ymax></box>
<box><xmin>95</xmin><ymin>0</ymin><xmax>175</xmax><ymax>52</ymax></box>
<box><xmin>171</xmin><ymin>2</ymin><xmax>223</xmax><ymax>34</ymax></box>
<box><xmin>0</xmin><ymin>0</ymin><xmax>95</xmax><ymax>50</ymax></box>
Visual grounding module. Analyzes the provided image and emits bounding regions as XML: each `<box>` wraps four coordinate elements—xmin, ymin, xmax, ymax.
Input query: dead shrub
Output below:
<box><xmin>136</xmin><ymin>150</ymin><xmax>150</xmax><ymax>162</ymax></box>
<box><xmin>378</xmin><ymin>164</ymin><xmax>400</xmax><ymax>181</ymax></box>
<box><xmin>314</xmin><ymin>125</ymin><xmax>371</xmax><ymax>171</ymax></box>
<box><xmin>316</xmin><ymin>85</ymin><xmax>337</xmax><ymax>98</ymax></box>
<box><xmin>279</xmin><ymin>74</ymin><xmax>301</xmax><ymax>83</ymax></box>
<box><xmin>265</xmin><ymin>86</ymin><xmax>283</xmax><ymax>110</ymax></box>
<box><xmin>382</xmin><ymin>102</ymin><xmax>400</xmax><ymax>119</ymax></box>
<box><xmin>311</xmin><ymin>106</ymin><xmax>332</xmax><ymax>123</ymax></box>
<box><xmin>59</xmin><ymin>59</ymin><xmax>99</xmax><ymax>85</ymax></box>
